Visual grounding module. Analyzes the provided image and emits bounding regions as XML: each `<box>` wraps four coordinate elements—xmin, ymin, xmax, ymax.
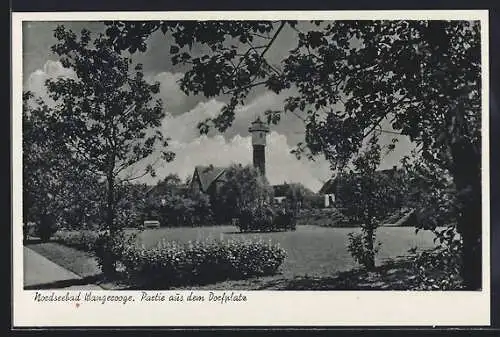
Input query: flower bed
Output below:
<box><xmin>121</xmin><ymin>237</ymin><xmax>287</xmax><ymax>288</ymax></box>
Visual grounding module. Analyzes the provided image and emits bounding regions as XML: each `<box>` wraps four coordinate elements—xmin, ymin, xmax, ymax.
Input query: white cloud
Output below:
<box><xmin>162</xmin><ymin>99</ymin><xmax>225</xmax><ymax>143</ymax></box>
<box><xmin>148</xmin><ymin>71</ymin><xmax>188</xmax><ymax>113</ymax></box>
<box><xmin>25</xmin><ymin>60</ymin><xmax>76</xmax><ymax>103</ymax></box>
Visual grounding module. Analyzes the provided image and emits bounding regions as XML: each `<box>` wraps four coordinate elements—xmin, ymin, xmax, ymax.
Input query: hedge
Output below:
<box><xmin>52</xmin><ymin>230</ymin><xmax>100</xmax><ymax>252</ymax></box>
<box><xmin>121</xmin><ymin>237</ymin><xmax>287</xmax><ymax>287</ymax></box>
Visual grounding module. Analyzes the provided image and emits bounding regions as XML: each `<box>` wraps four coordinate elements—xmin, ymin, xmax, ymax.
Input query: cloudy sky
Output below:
<box><xmin>23</xmin><ymin>21</ymin><xmax>414</xmax><ymax>192</ymax></box>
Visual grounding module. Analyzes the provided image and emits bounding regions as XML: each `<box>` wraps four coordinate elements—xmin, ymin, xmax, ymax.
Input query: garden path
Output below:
<box><xmin>23</xmin><ymin>246</ymin><xmax>102</xmax><ymax>290</ymax></box>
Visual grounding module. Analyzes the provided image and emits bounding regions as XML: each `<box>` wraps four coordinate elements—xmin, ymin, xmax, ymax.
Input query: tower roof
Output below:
<box><xmin>248</xmin><ymin>116</ymin><xmax>270</xmax><ymax>133</ymax></box>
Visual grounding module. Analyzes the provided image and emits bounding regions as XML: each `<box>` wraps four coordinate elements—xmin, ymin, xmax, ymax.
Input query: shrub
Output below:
<box><xmin>296</xmin><ymin>208</ymin><xmax>353</xmax><ymax>227</ymax></box>
<box><xmin>94</xmin><ymin>230</ymin><xmax>138</xmax><ymax>277</ymax></box>
<box><xmin>121</xmin><ymin>237</ymin><xmax>287</xmax><ymax>287</ymax></box>
<box><xmin>53</xmin><ymin>230</ymin><xmax>100</xmax><ymax>252</ymax></box>
<box><xmin>411</xmin><ymin>245</ymin><xmax>463</xmax><ymax>290</ymax></box>
<box><xmin>36</xmin><ymin>214</ymin><xmax>59</xmax><ymax>242</ymax></box>
<box><xmin>410</xmin><ymin>228</ymin><xmax>464</xmax><ymax>290</ymax></box>
<box><xmin>236</xmin><ymin>204</ymin><xmax>297</xmax><ymax>232</ymax></box>
<box><xmin>347</xmin><ymin>232</ymin><xmax>381</xmax><ymax>269</ymax></box>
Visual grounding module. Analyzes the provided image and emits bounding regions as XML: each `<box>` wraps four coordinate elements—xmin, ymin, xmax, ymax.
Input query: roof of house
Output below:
<box><xmin>318</xmin><ymin>179</ymin><xmax>338</xmax><ymax>195</ymax></box>
<box><xmin>193</xmin><ymin>165</ymin><xmax>226</xmax><ymax>192</ymax></box>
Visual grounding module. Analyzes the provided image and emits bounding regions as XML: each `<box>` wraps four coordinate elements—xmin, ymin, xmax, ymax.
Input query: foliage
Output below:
<box><xmin>141</xmin><ymin>176</ymin><xmax>214</xmax><ymax>227</ymax></box>
<box><xmin>35</xmin><ymin>25</ymin><xmax>177</xmax><ymax>273</ymax></box>
<box><xmin>402</xmin><ymin>151</ymin><xmax>458</xmax><ymax>231</ymax></box>
<box><xmin>163</xmin><ymin>192</ymin><xmax>214</xmax><ymax>227</ymax></box>
<box><xmin>337</xmin><ymin>144</ymin><xmax>405</xmax><ymax>222</ymax></box>
<box><xmin>400</xmin><ymin>151</ymin><xmax>464</xmax><ymax>288</ymax></box>
<box><xmin>94</xmin><ymin>230</ymin><xmax>139</xmax><ymax>277</ymax></box>
<box><xmin>105</xmin><ymin>19</ymin><xmax>482</xmax><ymax>289</ymax></box>
<box><xmin>23</xmin><ymin>92</ymin><xmax>103</xmax><ymax>236</ymax></box>
<box><xmin>411</xmin><ymin>245</ymin><xmax>463</xmax><ymax>290</ymax></box>
<box><xmin>43</xmin><ymin>26</ymin><xmax>175</xmax><ymax>234</ymax></box>
<box><xmin>347</xmin><ymin>232</ymin><xmax>382</xmax><ymax>268</ymax></box>
<box><xmin>274</xmin><ymin>182</ymin><xmax>316</xmax><ymax>210</ymax></box>
<box><xmin>236</xmin><ymin>203</ymin><xmax>296</xmax><ymax>232</ymax></box>
<box><xmin>53</xmin><ymin>230</ymin><xmax>101</xmax><ymax>252</ymax></box>
<box><xmin>36</xmin><ymin>214</ymin><xmax>59</xmax><ymax>242</ymax></box>
<box><xmin>213</xmin><ymin>164</ymin><xmax>272</xmax><ymax>222</ymax></box>
<box><xmin>105</xmin><ymin>20</ymin><xmax>479</xmax><ymax>164</ymax></box>
<box><xmin>114</xmin><ymin>183</ymin><xmax>151</xmax><ymax>228</ymax></box>
<box><xmin>338</xmin><ymin>137</ymin><xmax>406</xmax><ymax>269</ymax></box>
<box><xmin>295</xmin><ymin>208</ymin><xmax>352</xmax><ymax>227</ymax></box>
<box><xmin>120</xmin><ymin>237</ymin><xmax>287</xmax><ymax>287</ymax></box>
<box><xmin>58</xmin><ymin>180</ymin><xmax>105</xmax><ymax>230</ymax></box>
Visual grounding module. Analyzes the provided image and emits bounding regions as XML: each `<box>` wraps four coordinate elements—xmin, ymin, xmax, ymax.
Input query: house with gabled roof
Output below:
<box><xmin>190</xmin><ymin>165</ymin><xmax>227</xmax><ymax>196</ymax></box>
<box><xmin>319</xmin><ymin>166</ymin><xmax>402</xmax><ymax>207</ymax></box>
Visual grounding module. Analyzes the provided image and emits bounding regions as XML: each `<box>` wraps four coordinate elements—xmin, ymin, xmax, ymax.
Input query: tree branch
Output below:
<box><xmin>250</xmin><ymin>21</ymin><xmax>286</xmax><ymax>81</ymax></box>
<box><xmin>250</xmin><ymin>32</ymin><xmax>272</xmax><ymax>40</ymax></box>
<box><xmin>222</xmin><ymin>80</ymin><xmax>268</xmax><ymax>95</ymax></box>
<box><xmin>247</xmin><ymin>41</ymin><xmax>283</xmax><ymax>77</ymax></box>
<box><xmin>362</xmin><ymin>94</ymin><xmax>409</xmax><ymax>139</ymax></box>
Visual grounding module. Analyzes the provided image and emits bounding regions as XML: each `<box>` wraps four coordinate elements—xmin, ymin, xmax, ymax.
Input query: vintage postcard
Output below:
<box><xmin>12</xmin><ymin>10</ymin><xmax>490</xmax><ymax>327</ymax></box>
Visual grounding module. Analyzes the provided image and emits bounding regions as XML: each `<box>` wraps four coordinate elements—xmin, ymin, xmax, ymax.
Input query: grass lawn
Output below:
<box><xmin>27</xmin><ymin>225</ymin><xmax>443</xmax><ymax>290</ymax></box>
<box><xmin>135</xmin><ymin>225</ymin><xmax>438</xmax><ymax>278</ymax></box>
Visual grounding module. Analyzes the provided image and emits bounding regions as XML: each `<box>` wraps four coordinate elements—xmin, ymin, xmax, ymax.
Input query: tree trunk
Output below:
<box><xmin>364</xmin><ymin>222</ymin><xmax>376</xmax><ymax>271</ymax></box>
<box><xmin>106</xmin><ymin>173</ymin><xmax>115</xmax><ymax>233</ymax></box>
<box><xmin>102</xmin><ymin>172</ymin><xmax>118</xmax><ymax>277</ymax></box>
<box><xmin>451</xmin><ymin>141</ymin><xmax>482</xmax><ymax>290</ymax></box>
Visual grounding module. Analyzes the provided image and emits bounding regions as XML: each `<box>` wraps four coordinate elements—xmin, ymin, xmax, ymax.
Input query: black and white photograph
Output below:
<box><xmin>12</xmin><ymin>10</ymin><xmax>491</xmax><ymax>326</ymax></box>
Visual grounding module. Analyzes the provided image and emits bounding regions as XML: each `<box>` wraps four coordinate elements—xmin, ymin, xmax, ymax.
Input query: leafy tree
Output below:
<box><xmin>114</xmin><ymin>182</ymin><xmax>151</xmax><ymax>228</ymax></box>
<box><xmin>402</xmin><ymin>151</ymin><xmax>462</xmax><ymax>254</ymax></box>
<box><xmin>23</xmin><ymin>91</ymin><xmax>103</xmax><ymax>239</ymax></box>
<box><xmin>337</xmin><ymin>137</ymin><xmax>406</xmax><ymax>270</ymax></box>
<box><xmin>142</xmin><ymin>177</ymin><xmax>213</xmax><ymax>227</ymax></box>
<box><xmin>40</xmin><ymin>26</ymin><xmax>175</xmax><ymax>273</ymax></box>
<box><xmin>277</xmin><ymin>182</ymin><xmax>315</xmax><ymax>210</ymax></box>
<box><xmin>214</xmin><ymin>164</ymin><xmax>272</xmax><ymax>222</ymax></box>
<box><xmin>105</xmin><ymin>20</ymin><xmax>482</xmax><ymax>289</ymax></box>
<box><xmin>23</xmin><ymin>92</ymin><xmax>62</xmax><ymax>240</ymax></box>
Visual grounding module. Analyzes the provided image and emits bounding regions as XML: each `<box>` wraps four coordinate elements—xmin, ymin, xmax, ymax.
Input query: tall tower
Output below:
<box><xmin>248</xmin><ymin>117</ymin><xmax>270</xmax><ymax>177</ymax></box>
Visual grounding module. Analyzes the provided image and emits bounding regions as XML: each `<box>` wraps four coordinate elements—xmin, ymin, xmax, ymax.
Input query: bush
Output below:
<box><xmin>296</xmin><ymin>208</ymin><xmax>353</xmax><ymax>227</ymax></box>
<box><xmin>236</xmin><ymin>204</ymin><xmax>296</xmax><ymax>232</ymax></box>
<box><xmin>347</xmin><ymin>232</ymin><xmax>381</xmax><ymax>269</ymax></box>
<box><xmin>410</xmin><ymin>233</ymin><xmax>464</xmax><ymax>290</ymax></box>
<box><xmin>94</xmin><ymin>230</ymin><xmax>138</xmax><ymax>277</ymax></box>
<box><xmin>121</xmin><ymin>237</ymin><xmax>287</xmax><ymax>287</ymax></box>
<box><xmin>143</xmin><ymin>192</ymin><xmax>214</xmax><ymax>227</ymax></box>
<box><xmin>53</xmin><ymin>230</ymin><xmax>100</xmax><ymax>252</ymax></box>
<box><xmin>36</xmin><ymin>214</ymin><xmax>59</xmax><ymax>242</ymax></box>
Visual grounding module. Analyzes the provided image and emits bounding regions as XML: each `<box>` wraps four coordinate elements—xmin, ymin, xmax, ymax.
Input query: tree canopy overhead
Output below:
<box><xmin>105</xmin><ymin>20</ymin><xmax>480</xmax><ymax>170</ymax></box>
<box><xmin>103</xmin><ymin>19</ymin><xmax>483</xmax><ymax>289</ymax></box>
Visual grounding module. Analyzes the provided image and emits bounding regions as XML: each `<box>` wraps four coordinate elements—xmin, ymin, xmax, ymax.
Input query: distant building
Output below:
<box><xmin>188</xmin><ymin>118</ymin><xmax>316</xmax><ymax>209</ymax></box>
<box><xmin>319</xmin><ymin>166</ymin><xmax>400</xmax><ymax>208</ymax></box>
<box><xmin>190</xmin><ymin>165</ymin><xmax>227</xmax><ymax>197</ymax></box>
<box><xmin>188</xmin><ymin>117</ymin><xmax>271</xmax><ymax>199</ymax></box>
<box><xmin>248</xmin><ymin>117</ymin><xmax>270</xmax><ymax>177</ymax></box>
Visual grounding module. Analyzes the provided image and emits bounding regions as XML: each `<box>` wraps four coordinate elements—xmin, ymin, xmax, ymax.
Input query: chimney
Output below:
<box><xmin>248</xmin><ymin>117</ymin><xmax>270</xmax><ymax>177</ymax></box>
